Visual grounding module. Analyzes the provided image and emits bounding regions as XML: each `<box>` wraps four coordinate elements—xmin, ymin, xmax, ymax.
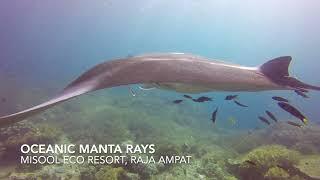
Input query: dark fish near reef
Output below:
<box><xmin>287</xmin><ymin>121</ymin><xmax>303</xmax><ymax>128</ymax></box>
<box><xmin>193</xmin><ymin>96</ymin><xmax>212</xmax><ymax>102</ymax></box>
<box><xmin>245</xmin><ymin>160</ymin><xmax>257</xmax><ymax>166</ymax></box>
<box><xmin>294</xmin><ymin>90</ymin><xmax>309</xmax><ymax>98</ymax></box>
<box><xmin>225</xmin><ymin>95</ymin><xmax>238</xmax><ymax>100</ymax></box>
<box><xmin>233</xmin><ymin>100</ymin><xmax>248</xmax><ymax>107</ymax></box>
<box><xmin>272</xmin><ymin>96</ymin><xmax>289</xmax><ymax>103</ymax></box>
<box><xmin>1</xmin><ymin>53</ymin><xmax>320</xmax><ymax>127</ymax></box>
<box><xmin>258</xmin><ymin>116</ymin><xmax>270</xmax><ymax>125</ymax></box>
<box><xmin>211</xmin><ymin>107</ymin><xmax>219</xmax><ymax>124</ymax></box>
<box><xmin>228</xmin><ymin>117</ymin><xmax>237</xmax><ymax>126</ymax></box>
<box><xmin>278</xmin><ymin>102</ymin><xmax>308</xmax><ymax>124</ymax></box>
<box><xmin>265</xmin><ymin>111</ymin><xmax>278</xmax><ymax>122</ymax></box>
<box><xmin>183</xmin><ymin>95</ymin><xmax>193</xmax><ymax>99</ymax></box>
<box><xmin>173</xmin><ymin>100</ymin><xmax>183</xmax><ymax>104</ymax></box>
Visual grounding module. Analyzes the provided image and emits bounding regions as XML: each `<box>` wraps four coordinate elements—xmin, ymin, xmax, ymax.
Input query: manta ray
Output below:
<box><xmin>0</xmin><ymin>53</ymin><xmax>319</xmax><ymax>127</ymax></box>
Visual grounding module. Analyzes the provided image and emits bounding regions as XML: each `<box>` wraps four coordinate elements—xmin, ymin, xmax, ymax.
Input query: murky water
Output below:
<box><xmin>0</xmin><ymin>1</ymin><xmax>320</xmax><ymax>179</ymax></box>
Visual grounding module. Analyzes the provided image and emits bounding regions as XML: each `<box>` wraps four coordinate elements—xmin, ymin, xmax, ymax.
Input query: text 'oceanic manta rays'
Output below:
<box><xmin>1</xmin><ymin>53</ymin><xmax>319</xmax><ymax>127</ymax></box>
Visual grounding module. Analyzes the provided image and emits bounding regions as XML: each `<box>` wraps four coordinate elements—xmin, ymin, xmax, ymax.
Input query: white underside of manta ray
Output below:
<box><xmin>0</xmin><ymin>53</ymin><xmax>319</xmax><ymax>127</ymax></box>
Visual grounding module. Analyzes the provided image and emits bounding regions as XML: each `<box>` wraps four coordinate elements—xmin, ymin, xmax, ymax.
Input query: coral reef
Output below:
<box><xmin>79</xmin><ymin>165</ymin><xmax>97</xmax><ymax>180</ymax></box>
<box><xmin>127</xmin><ymin>158</ymin><xmax>159</xmax><ymax>179</ymax></box>
<box><xmin>225</xmin><ymin>122</ymin><xmax>320</xmax><ymax>154</ymax></box>
<box><xmin>265</xmin><ymin>123</ymin><xmax>320</xmax><ymax>154</ymax></box>
<box><xmin>197</xmin><ymin>145</ymin><xmax>237</xmax><ymax>180</ymax></box>
<box><xmin>9</xmin><ymin>164</ymin><xmax>79</xmax><ymax>180</ymax></box>
<box><xmin>0</xmin><ymin>165</ymin><xmax>14</xmax><ymax>179</ymax></box>
<box><xmin>0</xmin><ymin>122</ymin><xmax>62</xmax><ymax>163</ymax></box>
<box><xmin>264</xmin><ymin>166</ymin><xmax>289</xmax><ymax>179</ymax></box>
<box><xmin>227</xmin><ymin>144</ymin><xmax>320</xmax><ymax>180</ymax></box>
<box><xmin>295</xmin><ymin>155</ymin><xmax>320</xmax><ymax>179</ymax></box>
<box><xmin>95</xmin><ymin>166</ymin><xmax>126</xmax><ymax>180</ymax></box>
<box><xmin>152</xmin><ymin>162</ymin><xmax>203</xmax><ymax>180</ymax></box>
<box><xmin>241</xmin><ymin>145</ymin><xmax>300</xmax><ymax>169</ymax></box>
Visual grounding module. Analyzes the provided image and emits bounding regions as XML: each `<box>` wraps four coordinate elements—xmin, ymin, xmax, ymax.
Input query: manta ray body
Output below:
<box><xmin>0</xmin><ymin>53</ymin><xmax>319</xmax><ymax>127</ymax></box>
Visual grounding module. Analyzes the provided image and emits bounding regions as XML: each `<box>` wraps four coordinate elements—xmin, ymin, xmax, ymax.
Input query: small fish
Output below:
<box><xmin>265</xmin><ymin>111</ymin><xmax>278</xmax><ymax>122</ymax></box>
<box><xmin>233</xmin><ymin>100</ymin><xmax>248</xmax><ymax>107</ymax></box>
<box><xmin>258</xmin><ymin>116</ymin><xmax>270</xmax><ymax>125</ymax></box>
<box><xmin>287</xmin><ymin>121</ymin><xmax>303</xmax><ymax>128</ymax></box>
<box><xmin>294</xmin><ymin>90</ymin><xmax>309</xmax><ymax>98</ymax></box>
<box><xmin>228</xmin><ymin>117</ymin><xmax>237</xmax><ymax>126</ymax></box>
<box><xmin>278</xmin><ymin>102</ymin><xmax>308</xmax><ymax>124</ymax></box>
<box><xmin>225</xmin><ymin>95</ymin><xmax>238</xmax><ymax>100</ymax></box>
<box><xmin>211</xmin><ymin>107</ymin><xmax>219</xmax><ymax>124</ymax></box>
<box><xmin>192</xmin><ymin>96</ymin><xmax>212</xmax><ymax>103</ymax></box>
<box><xmin>272</xmin><ymin>96</ymin><xmax>289</xmax><ymax>103</ymax></box>
<box><xmin>1</xmin><ymin>98</ymin><xmax>6</xmax><ymax>103</ymax></box>
<box><xmin>173</xmin><ymin>100</ymin><xmax>183</xmax><ymax>104</ymax></box>
<box><xmin>244</xmin><ymin>160</ymin><xmax>257</xmax><ymax>166</ymax></box>
<box><xmin>183</xmin><ymin>95</ymin><xmax>193</xmax><ymax>99</ymax></box>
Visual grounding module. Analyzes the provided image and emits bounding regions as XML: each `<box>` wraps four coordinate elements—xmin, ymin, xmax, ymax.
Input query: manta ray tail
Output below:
<box><xmin>260</xmin><ymin>56</ymin><xmax>320</xmax><ymax>91</ymax></box>
<box><xmin>0</xmin><ymin>82</ymin><xmax>96</xmax><ymax>128</ymax></box>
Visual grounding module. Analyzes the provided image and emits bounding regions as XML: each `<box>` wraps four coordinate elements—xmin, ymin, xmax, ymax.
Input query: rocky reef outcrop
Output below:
<box><xmin>227</xmin><ymin>144</ymin><xmax>320</xmax><ymax>180</ymax></box>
